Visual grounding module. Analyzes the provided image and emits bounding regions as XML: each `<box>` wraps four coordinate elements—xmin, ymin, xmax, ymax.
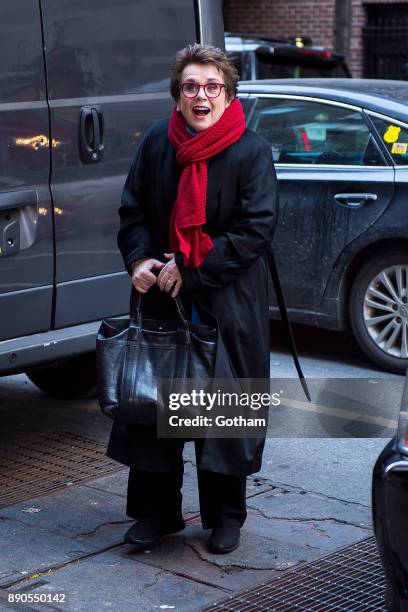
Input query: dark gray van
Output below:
<box><xmin>1</xmin><ymin>0</ymin><xmax>224</xmax><ymax>398</ymax></box>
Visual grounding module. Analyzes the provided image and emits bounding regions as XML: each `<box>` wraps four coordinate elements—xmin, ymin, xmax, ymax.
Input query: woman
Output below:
<box><xmin>107</xmin><ymin>43</ymin><xmax>278</xmax><ymax>554</ymax></box>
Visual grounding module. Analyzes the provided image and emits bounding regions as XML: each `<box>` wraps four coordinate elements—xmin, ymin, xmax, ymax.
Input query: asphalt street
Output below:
<box><xmin>268</xmin><ymin>321</ymin><xmax>404</xmax><ymax>440</ymax></box>
<box><xmin>0</xmin><ymin>322</ymin><xmax>404</xmax><ymax>448</ymax></box>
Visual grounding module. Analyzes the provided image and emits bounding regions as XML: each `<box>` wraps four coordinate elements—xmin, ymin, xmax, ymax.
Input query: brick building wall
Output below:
<box><xmin>223</xmin><ymin>0</ymin><xmax>408</xmax><ymax>77</ymax></box>
<box><xmin>350</xmin><ymin>0</ymin><xmax>365</xmax><ymax>76</ymax></box>
<box><xmin>223</xmin><ymin>0</ymin><xmax>335</xmax><ymax>51</ymax></box>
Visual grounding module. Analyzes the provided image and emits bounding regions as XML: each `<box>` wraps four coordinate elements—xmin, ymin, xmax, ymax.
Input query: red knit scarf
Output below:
<box><xmin>168</xmin><ymin>98</ymin><xmax>246</xmax><ymax>267</ymax></box>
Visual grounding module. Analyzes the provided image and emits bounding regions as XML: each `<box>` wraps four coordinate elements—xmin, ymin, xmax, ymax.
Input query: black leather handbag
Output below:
<box><xmin>96</xmin><ymin>292</ymin><xmax>217</xmax><ymax>425</ymax></box>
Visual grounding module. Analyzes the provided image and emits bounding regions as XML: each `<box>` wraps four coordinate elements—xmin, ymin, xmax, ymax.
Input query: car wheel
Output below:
<box><xmin>26</xmin><ymin>353</ymin><xmax>97</xmax><ymax>400</ymax></box>
<box><xmin>350</xmin><ymin>251</ymin><xmax>408</xmax><ymax>374</ymax></box>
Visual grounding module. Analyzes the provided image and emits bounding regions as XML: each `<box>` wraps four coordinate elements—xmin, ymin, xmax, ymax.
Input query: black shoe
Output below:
<box><xmin>208</xmin><ymin>527</ymin><xmax>240</xmax><ymax>554</ymax></box>
<box><xmin>124</xmin><ymin>517</ymin><xmax>185</xmax><ymax>549</ymax></box>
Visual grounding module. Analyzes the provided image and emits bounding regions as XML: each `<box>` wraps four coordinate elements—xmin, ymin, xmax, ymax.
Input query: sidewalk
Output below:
<box><xmin>0</xmin><ymin>438</ymin><xmax>386</xmax><ymax>611</ymax></box>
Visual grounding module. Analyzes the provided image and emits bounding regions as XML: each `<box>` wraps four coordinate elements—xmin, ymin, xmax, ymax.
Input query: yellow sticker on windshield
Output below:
<box><xmin>384</xmin><ymin>125</ymin><xmax>401</xmax><ymax>143</ymax></box>
<box><xmin>391</xmin><ymin>142</ymin><xmax>408</xmax><ymax>154</ymax></box>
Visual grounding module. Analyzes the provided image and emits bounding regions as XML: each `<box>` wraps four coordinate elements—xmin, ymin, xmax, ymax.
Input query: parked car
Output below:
<box><xmin>373</xmin><ymin>372</ymin><xmax>408</xmax><ymax>611</ymax></box>
<box><xmin>0</xmin><ymin>0</ymin><xmax>224</xmax><ymax>398</ymax></box>
<box><xmin>238</xmin><ymin>79</ymin><xmax>408</xmax><ymax>373</ymax></box>
<box><xmin>225</xmin><ymin>33</ymin><xmax>352</xmax><ymax>80</ymax></box>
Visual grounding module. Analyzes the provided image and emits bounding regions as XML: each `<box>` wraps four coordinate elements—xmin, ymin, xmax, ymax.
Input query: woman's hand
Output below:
<box><xmin>131</xmin><ymin>258</ymin><xmax>165</xmax><ymax>293</ymax></box>
<box><xmin>157</xmin><ymin>253</ymin><xmax>183</xmax><ymax>298</ymax></box>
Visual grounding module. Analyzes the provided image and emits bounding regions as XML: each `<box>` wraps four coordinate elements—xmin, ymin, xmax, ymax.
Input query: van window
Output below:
<box><xmin>41</xmin><ymin>0</ymin><xmax>196</xmax><ymax>98</ymax></box>
<box><xmin>0</xmin><ymin>1</ymin><xmax>45</xmax><ymax>102</ymax></box>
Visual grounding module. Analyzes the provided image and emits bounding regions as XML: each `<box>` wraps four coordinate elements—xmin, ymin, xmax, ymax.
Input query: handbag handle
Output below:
<box><xmin>266</xmin><ymin>246</ymin><xmax>311</xmax><ymax>402</ymax></box>
<box><xmin>131</xmin><ymin>291</ymin><xmax>190</xmax><ymax>338</ymax></box>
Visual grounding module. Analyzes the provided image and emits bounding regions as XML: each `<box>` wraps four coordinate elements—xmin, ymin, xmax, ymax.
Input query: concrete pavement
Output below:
<box><xmin>0</xmin><ymin>325</ymin><xmax>396</xmax><ymax>611</ymax></box>
<box><xmin>0</xmin><ymin>438</ymin><xmax>386</xmax><ymax>611</ymax></box>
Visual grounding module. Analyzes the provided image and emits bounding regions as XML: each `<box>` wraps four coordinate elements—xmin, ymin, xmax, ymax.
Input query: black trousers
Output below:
<box><xmin>126</xmin><ymin>442</ymin><xmax>247</xmax><ymax>529</ymax></box>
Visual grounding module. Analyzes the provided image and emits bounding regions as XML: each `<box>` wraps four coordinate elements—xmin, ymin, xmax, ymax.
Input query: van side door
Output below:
<box><xmin>40</xmin><ymin>0</ymin><xmax>198</xmax><ymax>329</ymax></box>
<box><xmin>0</xmin><ymin>1</ymin><xmax>53</xmax><ymax>341</ymax></box>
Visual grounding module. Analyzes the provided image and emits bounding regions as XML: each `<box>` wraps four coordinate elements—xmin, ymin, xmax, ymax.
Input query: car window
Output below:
<box><xmin>256</xmin><ymin>56</ymin><xmax>350</xmax><ymax>79</ymax></box>
<box><xmin>239</xmin><ymin>97</ymin><xmax>257</xmax><ymax>122</ymax></box>
<box><xmin>248</xmin><ymin>97</ymin><xmax>385</xmax><ymax>166</ymax></box>
<box><xmin>228</xmin><ymin>52</ymin><xmax>243</xmax><ymax>76</ymax></box>
<box><xmin>369</xmin><ymin>116</ymin><xmax>408</xmax><ymax>166</ymax></box>
<box><xmin>228</xmin><ymin>50</ymin><xmax>254</xmax><ymax>80</ymax></box>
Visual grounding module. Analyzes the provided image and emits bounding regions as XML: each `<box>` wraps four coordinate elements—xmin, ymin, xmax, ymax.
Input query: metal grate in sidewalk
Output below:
<box><xmin>0</xmin><ymin>431</ymin><xmax>123</xmax><ymax>508</ymax></box>
<box><xmin>204</xmin><ymin>537</ymin><xmax>387</xmax><ymax>611</ymax></box>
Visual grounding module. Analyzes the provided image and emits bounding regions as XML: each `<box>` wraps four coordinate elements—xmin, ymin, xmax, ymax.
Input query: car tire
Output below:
<box><xmin>26</xmin><ymin>353</ymin><xmax>97</xmax><ymax>400</ymax></box>
<box><xmin>350</xmin><ymin>250</ymin><xmax>408</xmax><ymax>374</ymax></box>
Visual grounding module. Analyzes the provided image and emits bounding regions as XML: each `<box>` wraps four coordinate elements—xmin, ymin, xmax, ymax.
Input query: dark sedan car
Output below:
<box><xmin>238</xmin><ymin>79</ymin><xmax>408</xmax><ymax>374</ymax></box>
<box><xmin>373</xmin><ymin>372</ymin><xmax>408</xmax><ymax>610</ymax></box>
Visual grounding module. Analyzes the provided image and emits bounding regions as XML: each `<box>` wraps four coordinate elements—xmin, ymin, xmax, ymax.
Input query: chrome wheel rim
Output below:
<box><xmin>363</xmin><ymin>264</ymin><xmax>408</xmax><ymax>359</ymax></box>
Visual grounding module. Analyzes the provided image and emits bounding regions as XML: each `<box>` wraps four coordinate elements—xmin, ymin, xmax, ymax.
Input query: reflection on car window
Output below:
<box><xmin>370</xmin><ymin>116</ymin><xmax>408</xmax><ymax>166</ymax></box>
<box><xmin>248</xmin><ymin>97</ymin><xmax>385</xmax><ymax>166</ymax></box>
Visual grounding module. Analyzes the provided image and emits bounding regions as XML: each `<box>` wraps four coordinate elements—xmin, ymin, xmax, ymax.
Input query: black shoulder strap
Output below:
<box><xmin>266</xmin><ymin>246</ymin><xmax>311</xmax><ymax>402</ymax></box>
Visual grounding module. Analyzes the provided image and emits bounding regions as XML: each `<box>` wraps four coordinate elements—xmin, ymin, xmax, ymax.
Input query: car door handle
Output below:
<box><xmin>334</xmin><ymin>193</ymin><xmax>378</xmax><ymax>209</ymax></box>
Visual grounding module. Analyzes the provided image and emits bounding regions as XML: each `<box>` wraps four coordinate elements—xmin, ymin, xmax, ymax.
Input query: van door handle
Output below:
<box><xmin>0</xmin><ymin>189</ymin><xmax>38</xmax><ymax>210</ymax></box>
<box><xmin>91</xmin><ymin>108</ymin><xmax>104</xmax><ymax>160</ymax></box>
<box><xmin>0</xmin><ymin>190</ymin><xmax>38</xmax><ymax>256</ymax></box>
<box><xmin>334</xmin><ymin>193</ymin><xmax>378</xmax><ymax>209</ymax></box>
<box><xmin>79</xmin><ymin>106</ymin><xmax>104</xmax><ymax>163</ymax></box>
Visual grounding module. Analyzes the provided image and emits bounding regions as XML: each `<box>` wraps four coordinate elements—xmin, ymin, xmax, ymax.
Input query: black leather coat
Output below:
<box><xmin>106</xmin><ymin>117</ymin><xmax>278</xmax><ymax>476</ymax></box>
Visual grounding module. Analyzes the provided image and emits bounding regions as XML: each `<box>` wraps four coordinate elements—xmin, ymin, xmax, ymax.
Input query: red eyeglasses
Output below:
<box><xmin>179</xmin><ymin>82</ymin><xmax>226</xmax><ymax>98</ymax></box>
